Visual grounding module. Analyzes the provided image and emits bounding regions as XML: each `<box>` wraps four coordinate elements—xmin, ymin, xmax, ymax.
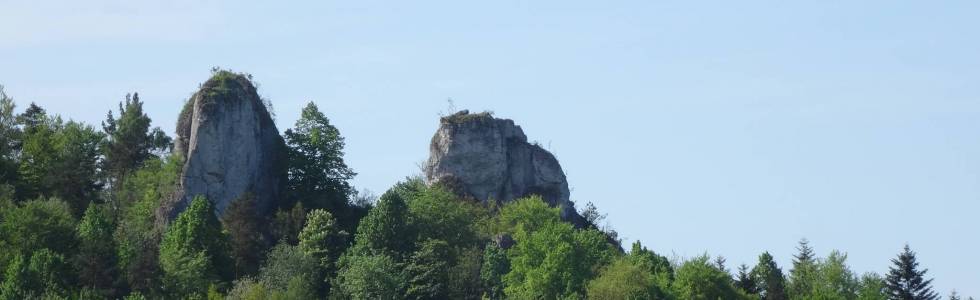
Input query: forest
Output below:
<box><xmin>0</xmin><ymin>73</ymin><xmax>970</xmax><ymax>300</ymax></box>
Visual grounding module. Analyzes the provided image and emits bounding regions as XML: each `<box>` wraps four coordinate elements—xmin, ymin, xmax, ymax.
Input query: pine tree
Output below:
<box><xmin>885</xmin><ymin>245</ymin><xmax>938</xmax><ymax>300</ymax></box>
<box><xmin>752</xmin><ymin>251</ymin><xmax>787</xmax><ymax>300</ymax></box>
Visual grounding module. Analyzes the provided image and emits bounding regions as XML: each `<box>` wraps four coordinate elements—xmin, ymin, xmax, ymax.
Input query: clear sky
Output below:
<box><xmin>2</xmin><ymin>0</ymin><xmax>978</xmax><ymax>295</ymax></box>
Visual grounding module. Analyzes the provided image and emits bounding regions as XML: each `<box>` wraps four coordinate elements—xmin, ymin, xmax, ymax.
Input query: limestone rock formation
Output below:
<box><xmin>424</xmin><ymin>110</ymin><xmax>584</xmax><ymax>226</ymax></box>
<box><xmin>160</xmin><ymin>71</ymin><xmax>287</xmax><ymax>221</ymax></box>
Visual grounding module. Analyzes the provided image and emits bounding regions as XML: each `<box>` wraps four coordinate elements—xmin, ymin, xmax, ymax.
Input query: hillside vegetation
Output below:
<box><xmin>0</xmin><ymin>72</ymin><xmax>965</xmax><ymax>299</ymax></box>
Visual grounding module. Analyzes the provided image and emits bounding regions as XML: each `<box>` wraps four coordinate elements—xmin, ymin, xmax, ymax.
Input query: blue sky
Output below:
<box><xmin>2</xmin><ymin>0</ymin><xmax>978</xmax><ymax>295</ymax></box>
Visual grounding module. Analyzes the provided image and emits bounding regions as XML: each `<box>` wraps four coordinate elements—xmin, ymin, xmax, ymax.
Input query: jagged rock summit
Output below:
<box><xmin>424</xmin><ymin>110</ymin><xmax>584</xmax><ymax>226</ymax></box>
<box><xmin>161</xmin><ymin>71</ymin><xmax>287</xmax><ymax>221</ymax></box>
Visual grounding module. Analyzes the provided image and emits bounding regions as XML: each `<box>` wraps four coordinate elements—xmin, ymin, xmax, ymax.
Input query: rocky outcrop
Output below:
<box><xmin>424</xmin><ymin>110</ymin><xmax>584</xmax><ymax>226</ymax></box>
<box><xmin>160</xmin><ymin>71</ymin><xmax>287</xmax><ymax>221</ymax></box>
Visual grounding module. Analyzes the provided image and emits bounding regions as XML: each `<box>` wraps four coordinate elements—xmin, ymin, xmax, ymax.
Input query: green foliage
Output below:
<box><xmin>351</xmin><ymin>189</ymin><xmax>413</xmax><ymax>258</ymax></box>
<box><xmin>0</xmin><ymin>249</ymin><xmax>72</xmax><ymax>299</ymax></box>
<box><xmin>75</xmin><ymin>203</ymin><xmax>120</xmax><ymax>296</ymax></box>
<box><xmin>811</xmin><ymin>250</ymin><xmax>859</xmax><ymax>299</ymax></box>
<box><xmin>333</xmin><ymin>253</ymin><xmax>406</xmax><ymax>299</ymax></box>
<box><xmin>735</xmin><ymin>264</ymin><xmax>759</xmax><ymax>295</ymax></box>
<box><xmin>587</xmin><ymin>257</ymin><xmax>662</xmax><ymax>300</ymax></box>
<box><xmin>299</xmin><ymin>209</ymin><xmax>348</xmax><ymax>272</ymax></box>
<box><xmin>788</xmin><ymin>238</ymin><xmax>819</xmax><ymax>299</ymax></box>
<box><xmin>0</xmin><ymin>86</ymin><xmax>20</xmax><ymax>187</ymax></box>
<box><xmin>285</xmin><ymin>102</ymin><xmax>356</xmax><ymax>228</ymax></box>
<box><xmin>16</xmin><ymin>112</ymin><xmax>104</xmax><ymax>215</ymax></box>
<box><xmin>271</xmin><ymin>202</ymin><xmax>306</xmax><ymax>245</ymax></box>
<box><xmin>256</xmin><ymin>243</ymin><xmax>319</xmax><ymax>295</ymax></box>
<box><xmin>101</xmin><ymin>93</ymin><xmax>171</xmax><ymax>195</ymax></box>
<box><xmin>857</xmin><ymin>273</ymin><xmax>887</xmax><ymax>300</ymax></box>
<box><xmin>407</xmin><ymin>184</ymin><xmax>488</xmax><ymax>251</ymax></box>
<box><xmin>222</xmin><ymin>193</ymin><xmax>269</xmax><ymax>277</ymax></box>
<box><xmin>885</xmin><ymin>245</ymin><xmax>938</xmax><ymax>300</ymax></box>
<box><xmin>629</xmin><ymin>241</ymin><xmax>673</xmax><ymax>282</ymax></box>
<box><xmin>299</xmin><ymin>209</ymin><xmax>347</xmax><ymax>295</ymax></box>
<box><xmin>495</xmin><ymin>196</ymin><xmax>562</xmax><ymax>235</ymax></box>
<box><xmin>503</xmin><ymin>216</ymin><xmax>615</xmax><ymax>299</ymax></box>
<box><xmin>480</xmin><ymin>243</ymin><xmax>509</xmax><ymax>300</ymax></box>
<box><xmin>752</xmin><ymin>251</ymin><xmax>787</xmax><ymax>300</ymax></box>
<box><xmin>447</xmin><ymin>246</ymin><xmax>483</xmax><ymax>300</ymax></box>
<box><xmin>671</xmin><ymin>254</ymin><xmax>742</xmax><ymax>300</ymax></box>
<box><xmin>159</xmin><ymin>196</ymin><xmax>232</xmax><ymax>298</ymax></box>
<box><xmin>0</xmin><ymin>198</ymin><xmax>76</xmax><ymax>276</ymax></box>
<box><xmin>113</xmin><ymin>156</ymin><xmax>181</xmax><ymax>294</ymax></box>
<box><xmin>405</xmin><ymin>239</ymin><xmax>451</xmax><ymax>299</ymax></box>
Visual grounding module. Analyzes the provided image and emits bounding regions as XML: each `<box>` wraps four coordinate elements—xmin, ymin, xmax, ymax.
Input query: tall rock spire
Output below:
<box><xmin>160</xmin><ymin>70</ymin><xmax>287</xmax><ymax>221</ymax></box>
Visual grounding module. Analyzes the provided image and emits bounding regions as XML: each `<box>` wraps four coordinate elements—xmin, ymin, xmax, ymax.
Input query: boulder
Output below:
<box><xmin>424</xmin><ymin>110</ymin><xmax>584</xmax><ymax>226</ymax></box>
<box><xmin>160</xmin><ymin>71</ymin><xmax>287</xmax><ymax>222</ymax></box>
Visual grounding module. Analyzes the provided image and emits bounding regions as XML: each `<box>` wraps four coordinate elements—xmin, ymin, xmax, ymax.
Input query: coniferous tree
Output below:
<box><xmin>885</xmin><ymin>245</ymin><xmax>938</xmax><ymax>300</ymax></box>
<box><xmin>789</xmin><ymin>238</ymin><xmax>819</xmax><ymax>298</ymax></box>
<box><xmin>405</xmin><ymin>239</ymin><xmax>451</xmax><ymax>300</ymax></box>
<box><xmin>221</xmin><ymin>193</ymin><xmax>268</xmax><ymax>277</ymax></box>
<box><xmin>752</xmin><ymin>251</ymin><xmax>787</xmax><ymax>300</ymax></box>
<box><xmin>75</xmin><ymin>203</ymin><xmax>119</xmax><ymax>297</ymax></box>
<box><xmin>949</xmin><ymin>291</ymin><xmax>961</xmax><ymax>300</ymax></box>
<box><xmin>101</xmin><ymin>93</ymin><xmax>171</xmax><ymax>201</ymax></box>
<box><xmin>735</xmin><ymin>264</ymin><xmax>759</xmax><ymax>295</ymax></box>
<box><xmin>298</xmin><ymin>208</ymin><xmax>348</xmax><ymax>295</ymax></box>
<box><xmin>17</xmin><ymin>103</ymin><xmax>46</xmax><ymax>134</ymax></box>
<box><xmin>299</xmin><ymin>209</ymin><xmax>347</xmax><ymax>269</ymax></box>
<box><xmin>271</xmin><ymin>202</ymin><xmax>306</xmax><ymax>245</ymax></box>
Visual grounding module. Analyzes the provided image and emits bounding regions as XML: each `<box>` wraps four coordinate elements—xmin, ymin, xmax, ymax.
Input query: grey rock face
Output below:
<box><xmin>424</xmin><ymin>110</ymin><xmax>584</xmax><ymax>226</ymax></box>
<box><xmin>161</xmin><ymin>73</ymin><xmax>286</xmax><ymax>221</ymax></box>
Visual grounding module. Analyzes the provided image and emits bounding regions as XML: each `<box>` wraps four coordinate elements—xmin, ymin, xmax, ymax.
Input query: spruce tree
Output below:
<box><xmin>885</xmin><ymin>245</ymin><xmax>938</xmax><ymax>300</ymax></box>
<box><xmin>405</xmin><ymin>239</ymin><xmax>451</xmax><ymax>299</ymax></box>
<box><xmin>949</xmin><ymin>291</ymin><xmax>961</xmax><ymax>300</ymax></box>
<box><xmin>735</xmin><ymin>264</ymin><xmax>759</xmax><ymax>294</ymax></box>
<box><xmin>221</xmin><ymin>193</ymin><xmax>268</xmax><ymax>277</ymax></box>
<box><xmin>789</xmin><ymin>238</ymin><xmax>818</xmax><ymax>298</ymax></box>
